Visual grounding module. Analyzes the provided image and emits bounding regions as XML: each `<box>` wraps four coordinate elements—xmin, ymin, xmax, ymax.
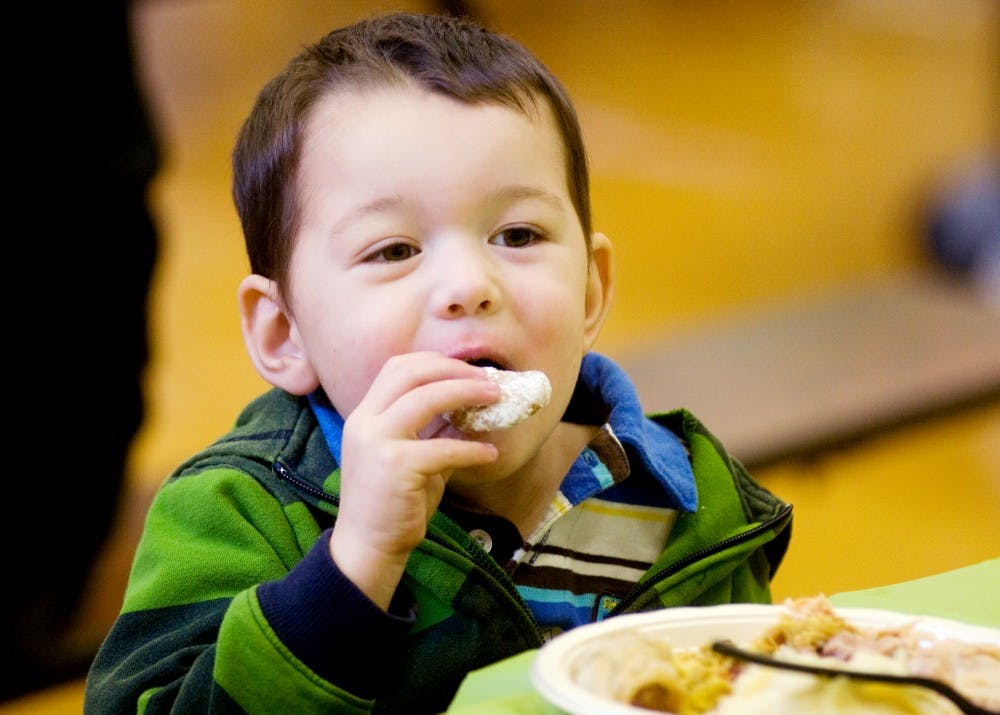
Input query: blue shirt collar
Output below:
<box><xmin>576</xmin><ymin>352</ymin><xmax>697</xmax><ymax>511</ymax></box>
<box><xmin>307</xmin><ymin>391</ymin><xmax>344</xmax><ymax>464</ymax></box>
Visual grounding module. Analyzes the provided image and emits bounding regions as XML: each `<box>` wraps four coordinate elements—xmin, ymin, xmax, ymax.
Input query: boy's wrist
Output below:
<box><xmin>328</xmin><ymin>527</ymin><xmax>409</xmax><ymax>611</ymax></box>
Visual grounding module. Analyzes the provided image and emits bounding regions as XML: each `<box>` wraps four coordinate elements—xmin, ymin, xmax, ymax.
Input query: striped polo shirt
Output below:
<box><xmin>309</xmin><ymin>352</ymin><xmax>698</xmax><ymax>640</ymax></box>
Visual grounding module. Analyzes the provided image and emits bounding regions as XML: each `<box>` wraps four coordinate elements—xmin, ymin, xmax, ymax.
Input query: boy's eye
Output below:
<box><xmin>365</xmin><ymin>242</ymin><xmax>419</xmax><ymax>262</ymax></box>
<box><xmin>491</xmin><ymin>226</ymin><xmax>541</xmax><ymax>248</ymax></box>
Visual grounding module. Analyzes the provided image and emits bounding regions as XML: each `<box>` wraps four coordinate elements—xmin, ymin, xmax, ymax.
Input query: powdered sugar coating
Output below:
<box><xmin>445</xmin><ymin>367</ymin><xmax>552</xmax><ymax>432</ymax></box>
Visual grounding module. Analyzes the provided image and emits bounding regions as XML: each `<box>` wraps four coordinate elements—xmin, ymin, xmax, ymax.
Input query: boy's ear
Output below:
<box><xmin>583</xmin><ymin>232</ymin><xmax>614</xmax><ymax>350</ymax></box>
<box><xmin>238</xmin><ymin>274</ymin><xmax>319</xmax><ymax>396</ymax></box>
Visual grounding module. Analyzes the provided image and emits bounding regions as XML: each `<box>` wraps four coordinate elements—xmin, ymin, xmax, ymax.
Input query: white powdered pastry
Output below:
<box><xmin>445</xmin><ymin>367</ymin><xmax>551</xmax><ymax>432</ymax></box>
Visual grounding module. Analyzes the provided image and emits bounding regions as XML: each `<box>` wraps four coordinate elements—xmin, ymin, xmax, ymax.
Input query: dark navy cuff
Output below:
<box><xmin>257</xmin><ymin>528</ymin><xmax>415</xmax><ymax>695</ymax></box>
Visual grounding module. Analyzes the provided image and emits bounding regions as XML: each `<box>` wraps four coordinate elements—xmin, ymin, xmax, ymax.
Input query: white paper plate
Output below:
<box><xmin>530</xmin><ymin>604</ymin><xmax>1000</xmax><ymax>715</ymax></box>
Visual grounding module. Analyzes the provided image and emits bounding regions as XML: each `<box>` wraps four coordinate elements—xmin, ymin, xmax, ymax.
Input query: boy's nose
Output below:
<box><xmin>431</xmin><ymin>250</ymin><xmax>501</xmax><ymax>318</ymax></box>
<box><xmin>446</xmin><ymin>295</ymin><xmax>493</xmax><ymax>317</ymax></box>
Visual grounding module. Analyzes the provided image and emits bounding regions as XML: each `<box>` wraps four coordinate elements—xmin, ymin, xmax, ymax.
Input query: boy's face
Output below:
<box><xmin>280</xmin><ymin>84</ymin><xmax>609</xmax><ymax>479</ymax></box>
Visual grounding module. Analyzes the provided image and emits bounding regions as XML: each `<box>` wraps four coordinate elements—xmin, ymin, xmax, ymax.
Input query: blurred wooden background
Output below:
<box><xmin>129</xmin><ymin>0</ymin><xmax>1000</xmax><ymax>480</ymax></box>
<box><xmin>6</xmin><ymin>0</ymin><xmax>997</xmax><ymax>711</ymax></box>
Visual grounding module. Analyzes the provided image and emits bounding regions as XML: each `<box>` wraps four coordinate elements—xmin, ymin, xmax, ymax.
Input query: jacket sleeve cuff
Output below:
<box><xmin>257</xmin><ymin>528</ymin><xmax>415</xmax><ymax>694</ymax></box>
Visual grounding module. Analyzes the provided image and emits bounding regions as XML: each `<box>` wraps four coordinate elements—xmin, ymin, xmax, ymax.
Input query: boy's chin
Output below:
<box><xmin>449</xmin><ymin>438</ymin><xmax>534</xmax><ymax>485</ymax></box>
<box><xmin>447</xmin><ymin>463</ymin><xmax>506</xmax><ymax>488</ymax></box>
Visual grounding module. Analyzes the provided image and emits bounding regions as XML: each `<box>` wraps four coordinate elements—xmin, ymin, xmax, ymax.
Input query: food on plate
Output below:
<box><xmin>570</xmin><ymin>630</ymin><xmax>731</xmax><ymax>713</ymax></box>
<box><xmin>569</xmin><ymin>596</ymin><xmax>1000</xmax><ymax>714</ymax></box>
<box><xmin>445</xmin><ymin>367</ymin><xmax>551</xmax><ymax>432</ymax></box>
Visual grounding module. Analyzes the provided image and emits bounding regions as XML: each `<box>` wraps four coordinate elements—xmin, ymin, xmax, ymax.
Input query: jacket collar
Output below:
<box><xmin>574</xmin><ymin>353</ymin><xmax>697</xmax><ymax>511</ymax></box>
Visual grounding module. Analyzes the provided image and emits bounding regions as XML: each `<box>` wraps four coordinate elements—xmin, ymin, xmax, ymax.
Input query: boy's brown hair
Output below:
<box><xmin>232</xmin><ymin>11</ymin><xmax>591</xmax><ymax>300</ymax></box>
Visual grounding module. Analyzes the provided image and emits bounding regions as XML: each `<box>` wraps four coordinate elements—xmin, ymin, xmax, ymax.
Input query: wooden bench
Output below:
<box><xmin>617</xmin><ymin>269</ymin><xmax>1000</xmax><ymax>468</ymax></box>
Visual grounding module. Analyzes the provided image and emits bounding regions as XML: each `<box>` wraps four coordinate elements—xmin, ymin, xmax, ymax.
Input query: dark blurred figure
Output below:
<box><xmin>2</xmin><ymin>1</ymin><xmax>159</xmax><ymax>701</ymax></box>
<box><xmin>925</xmin><ymin>152</ymin><xmax>1000</xmax><ymax>307</ymax></box>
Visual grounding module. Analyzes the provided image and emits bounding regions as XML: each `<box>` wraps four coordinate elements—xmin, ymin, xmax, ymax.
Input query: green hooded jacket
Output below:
<box><xmin>86</xmin><ymin>375</ymin><xmax>791</xmax><ymax>714</ymax></box>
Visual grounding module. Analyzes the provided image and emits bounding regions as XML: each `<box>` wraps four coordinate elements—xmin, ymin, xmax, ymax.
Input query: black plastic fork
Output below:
<box><xmin>711</xmin><ymin>640</ymin><xmax>999</xmax><ymax>715</ymax></box>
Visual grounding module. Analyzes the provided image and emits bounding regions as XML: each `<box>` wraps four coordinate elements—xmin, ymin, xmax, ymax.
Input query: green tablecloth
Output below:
<box><xmin>445</xmin><ymin>557</ymin><xmax>1000</xmax><ymax>714</ymax></box>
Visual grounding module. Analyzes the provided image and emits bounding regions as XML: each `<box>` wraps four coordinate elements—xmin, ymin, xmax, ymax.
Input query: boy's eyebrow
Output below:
<box><xmin>488</xmin><ymin>185</ymin><xmax>565</xmax><ymax>211</ymax></box>
<box><xmin>331</xmin><ymin>186</ymin><xmax>565</xmax><ymax>235</ymax></box>
<box><xmin>330</xmin><ymin>194</ymin><xmax>404</xmax><ymax>234</ymax></box>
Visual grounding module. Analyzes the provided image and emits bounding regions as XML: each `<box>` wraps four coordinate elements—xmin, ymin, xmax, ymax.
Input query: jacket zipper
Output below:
<box><xmin>425</xmin><ymin>529</ymin><xmax>545</xmax><ymax>643</ymax></box>
<box><xmin>272</xmin><ymin>460</ymin><xmax>542</xmax><ymax>639</ymax></box>
<box><xmin>610</xmin><ymin>502</ymin><xmax>793</xmax><ymax>615</ymax></box>
<box><xmin>272</xmin><ymin>461</ymin><xmax>339</xmax><ymax>505</ymax></box>
<box><xmin>272</xmin><ymin>459</ymin><xmax>509</xmax><ymax>583</ymax></box>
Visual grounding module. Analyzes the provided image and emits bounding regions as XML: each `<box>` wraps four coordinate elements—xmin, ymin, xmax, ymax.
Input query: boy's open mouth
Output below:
<box><xmin>465</xmin><ymin>358</ymin><xmax>506</xmax><ymax>370</ymax></box>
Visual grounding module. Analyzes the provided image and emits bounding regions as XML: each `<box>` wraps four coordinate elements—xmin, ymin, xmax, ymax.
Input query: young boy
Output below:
<box><xmin>86</xmin><ymin>11</ymin><xmax>791</xmax><ymax>714</ymax></box>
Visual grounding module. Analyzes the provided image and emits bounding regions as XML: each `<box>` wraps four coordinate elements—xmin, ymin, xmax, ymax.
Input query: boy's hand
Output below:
<box><xmin>329</xmin><ymin>352</ymin><xmax>500</xmax><ymax>610</ymax></box>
